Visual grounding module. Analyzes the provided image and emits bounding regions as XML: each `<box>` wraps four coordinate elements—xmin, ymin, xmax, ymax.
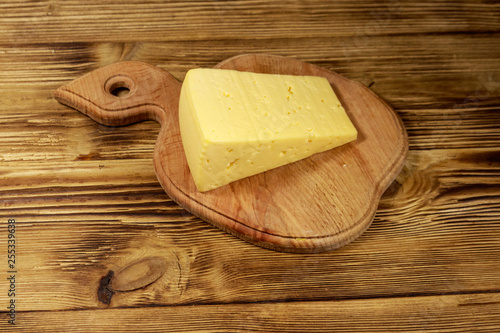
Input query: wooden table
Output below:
<box><xmin>1</xmin><ymin>1</ymin><xmax>499</xmax><ymax>331</ymax></box>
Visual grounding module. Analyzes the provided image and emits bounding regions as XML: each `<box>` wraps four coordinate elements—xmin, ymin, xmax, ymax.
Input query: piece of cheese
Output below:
<box><xmin>179</xmin><ymin>68</ymin><xmax>357</xmax><ymax>192</ymax></box>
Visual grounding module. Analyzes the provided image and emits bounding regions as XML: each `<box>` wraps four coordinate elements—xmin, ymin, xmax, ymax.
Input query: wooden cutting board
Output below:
<box><xmin>54</xmin><ymin>54</ymin><xmax>408</xmax><ymax>253</ymax></box>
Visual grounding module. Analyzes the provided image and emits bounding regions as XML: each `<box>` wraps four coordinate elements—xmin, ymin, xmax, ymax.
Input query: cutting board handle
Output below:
<box><xmin>54</xmin><ymin>61</ymin><xmax>182</xmax><ymax>127</ymax></box>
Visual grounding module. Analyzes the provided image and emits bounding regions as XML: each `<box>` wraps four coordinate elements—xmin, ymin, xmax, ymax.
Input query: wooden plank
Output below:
<box><xmin>400</xmin><ymin>107</ymin><xmax>500</xmax><ymax>150</ymax></box>
<box><xmin>3</xmin><ymin>34</ymin><xmax>500</xmax><ymax>82</ymax></box>
<box><xmin>1</xmin><ymin>148</ymin><xmax>498</xmax><ymax>222</ymax></box>
<box><xmin>0</xmin><ymin>148</ymin><xmax>498</xmax><ymax>311</ymax></box>
<box><xmin>0</xmin><ymin>0</ymin><xmax>498</xmax><ymax>44</ymax></box>
<box><xmin>84</xmin><ymin>35</ymin><xmax>500</xmax><ymax>110</ymax></box>
<box><xmin>2</xmin><ymin>96</ymin><xmax>496</xmax><ymax>163</ymax></box>
<box><xmin>1</xmin><ymin>91</ymin><xmax>498</xmax><ymax>163</ymax></box>
<box><xmin>1</xmin><ymin>293</ymin><xmax>499</xmax><ymax>332</ymax></box>
<box><xmin>0</xmin><ymin>101</ymin><xmax>161</xmax><ymax>163</ymax></box>
<box><xmin>2</xmin><ymin>34</ymin><xmax>500</xmax><ymax>110</ymax></box>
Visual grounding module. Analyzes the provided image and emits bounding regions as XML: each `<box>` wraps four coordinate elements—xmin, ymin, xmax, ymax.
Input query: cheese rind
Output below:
<box><xmin>179</xmin><ymin>68</ymin><xmax>357</xmax><ymax>192</ymax></box>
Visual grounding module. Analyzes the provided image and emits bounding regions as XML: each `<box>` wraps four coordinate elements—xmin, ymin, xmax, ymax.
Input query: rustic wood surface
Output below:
<box><xmin>1</xmin><ymin>0</ymin><xmax>499</xmax><ymax>331</ymax></box>
<box><xmin>54</xmin><ymin>56</ymin><xmax>407</xmax><ymax>253</ymax></box>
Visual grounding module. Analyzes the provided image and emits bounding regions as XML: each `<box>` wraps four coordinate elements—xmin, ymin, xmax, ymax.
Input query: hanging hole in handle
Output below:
<box><xmin>105</xmin><ymin>75</ymin><xmax>135</xmax><ymax>98</ymax></box>
<box><xmin>111</xmin><ymin>86</ymin><xmax>130</xmax><ymax>97</ymax></box>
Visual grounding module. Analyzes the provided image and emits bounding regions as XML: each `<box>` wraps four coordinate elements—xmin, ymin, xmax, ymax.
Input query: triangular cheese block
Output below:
<box><xmin>179</xmin><ymin>68</ymin><xmax>357</xmax><ymax>192</ymax></box>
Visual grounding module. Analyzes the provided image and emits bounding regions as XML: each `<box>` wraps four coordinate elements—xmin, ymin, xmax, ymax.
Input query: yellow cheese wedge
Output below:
<box><xmin>179</xmin><ymin>68</ymin><xmax>357</xmax><ymax>192</ymax></box>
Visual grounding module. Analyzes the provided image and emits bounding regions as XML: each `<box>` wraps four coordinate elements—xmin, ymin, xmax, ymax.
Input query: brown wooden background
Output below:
<box><xmin>1</xmin><ymin>0</ymin><xmax>499</xmax><ymax>331</ymax></box>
